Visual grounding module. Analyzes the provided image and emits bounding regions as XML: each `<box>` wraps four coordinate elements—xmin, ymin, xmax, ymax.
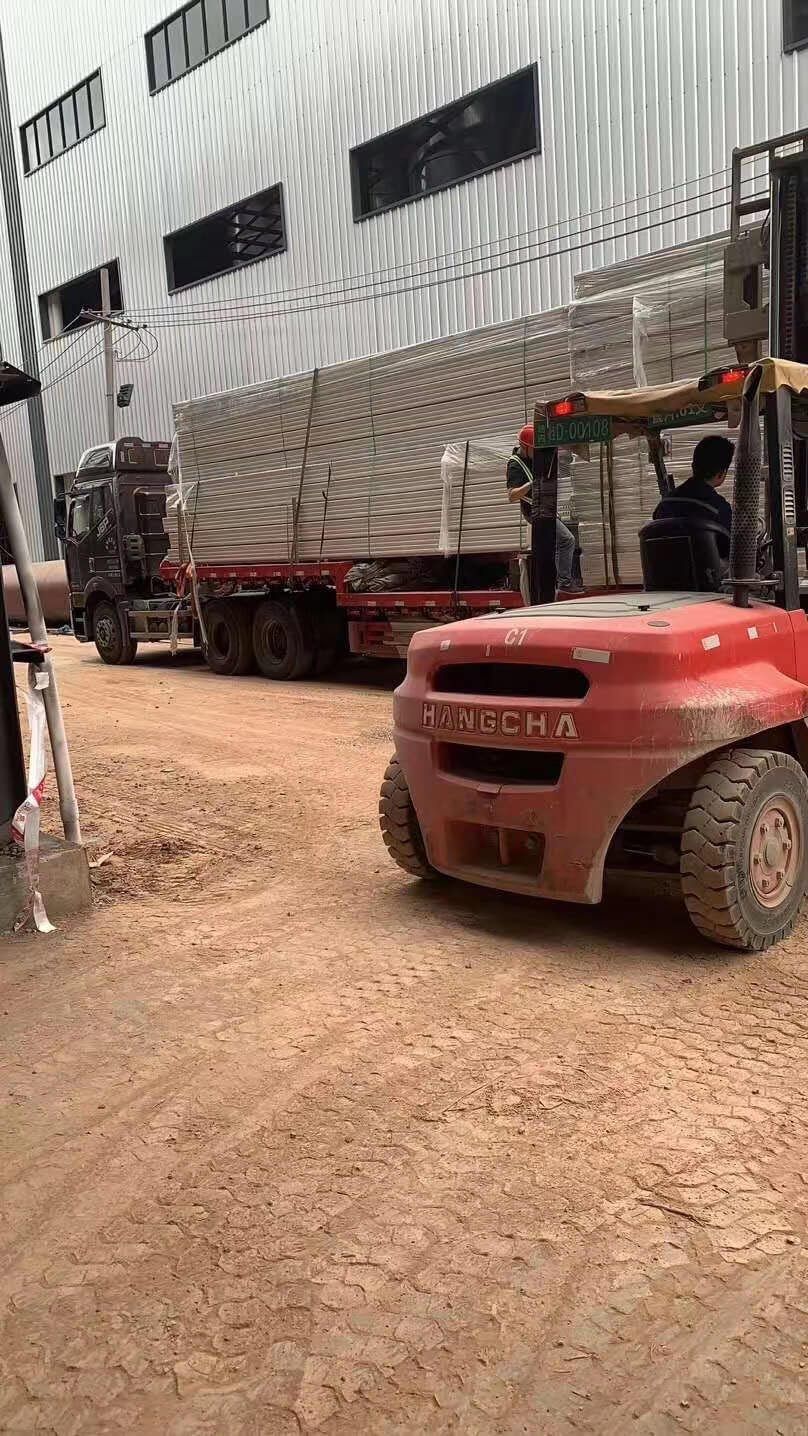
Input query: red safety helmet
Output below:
<box><xmin>518</xmin><ymin>423</ymin><xmax>534</xmax><ymax>450</ymax></box>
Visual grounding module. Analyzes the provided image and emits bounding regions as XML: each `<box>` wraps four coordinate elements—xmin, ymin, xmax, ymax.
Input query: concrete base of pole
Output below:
<box><xmin>0</xmin><ymin>835</ymin><xmax>91</xmax><ymax>934</ymax></box>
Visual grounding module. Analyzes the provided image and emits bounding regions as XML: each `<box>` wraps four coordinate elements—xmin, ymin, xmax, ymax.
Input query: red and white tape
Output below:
<box><xmin>11</xmin><ymin>663</ymin><xmax>54</xmax><ymax>933</ymax></box>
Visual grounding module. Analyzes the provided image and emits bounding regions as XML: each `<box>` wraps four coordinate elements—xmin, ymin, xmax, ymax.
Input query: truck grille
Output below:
<box><xmin>433</xmin><ymin>662</ymin><xmax>588</xmax><ymax>698</ymax></box>
<box><xmin>439</xmin><ymin>743</ymin><xmax>564</xmax><ymax>786</ymax></box>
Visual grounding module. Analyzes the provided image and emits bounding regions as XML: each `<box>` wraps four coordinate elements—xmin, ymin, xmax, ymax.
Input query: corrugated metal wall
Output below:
<box><xmin>0</xmin><ymin>0</ymin><xmax>805</xmax><ymax>557</ymax></box>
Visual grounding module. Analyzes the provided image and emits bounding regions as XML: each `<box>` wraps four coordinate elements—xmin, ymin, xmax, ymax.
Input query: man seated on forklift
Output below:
<box><xmin>506</xmin><ymin>424</ymin><xmax>582</xmax><ymax>593</ymax></box>
<box><xmin>652</xmin><ymin>434</ymin><xmax>735</xmax><ymax>560</ymax></box>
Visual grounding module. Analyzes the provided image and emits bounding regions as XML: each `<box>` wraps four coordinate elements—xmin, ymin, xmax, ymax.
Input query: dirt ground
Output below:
<box><xmin>3</xmin><ymin>637</ymin><xmax>808</xmax><ymax>1434</ymax></box>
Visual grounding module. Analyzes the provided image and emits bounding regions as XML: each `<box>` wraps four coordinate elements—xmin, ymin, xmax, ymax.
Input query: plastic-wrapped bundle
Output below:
<box><xmin>167</xmin><ymin>306</ymin><xmax>571</xmax><ymax>565</ymax></box>
<box><xmin>569</xmin><ymin>236</ymin><xmax>734</xmax><ymax>586</ymax></box>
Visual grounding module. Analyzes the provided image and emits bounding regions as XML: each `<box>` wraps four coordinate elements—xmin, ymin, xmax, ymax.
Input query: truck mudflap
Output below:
<box><xmin>392</xmin><ymin>597</ymin><xmax>808</xmax><ymax>904</ymax></box>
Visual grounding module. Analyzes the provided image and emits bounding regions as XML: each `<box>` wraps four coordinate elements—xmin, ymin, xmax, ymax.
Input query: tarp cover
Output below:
<box><xmin>549</xmin><ymin>357</ymin><xmax>808</xmax><ymax>425</ymax></box>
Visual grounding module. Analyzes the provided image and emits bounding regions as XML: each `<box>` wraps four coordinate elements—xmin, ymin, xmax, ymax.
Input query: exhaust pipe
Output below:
<box><xmin>728</xmin><ymin>363</ymin><xmax>764</xmax><ymax>608</ymax></box>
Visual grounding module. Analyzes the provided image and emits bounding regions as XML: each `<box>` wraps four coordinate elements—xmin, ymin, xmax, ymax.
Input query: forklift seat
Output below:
<box><xmin>639</xmin><ymin>515</ymin><xmax>727</xmax><ymax>593</ymax></box>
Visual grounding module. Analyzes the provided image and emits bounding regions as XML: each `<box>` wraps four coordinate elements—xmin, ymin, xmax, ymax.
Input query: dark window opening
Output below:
<box><xmin>350</xmin><ymin>65</ymin><xmax>540</xmax><ymax>221</ymax></box>
<box><xmin>784</xmin><ymin>0</ymin><xmax>808</xmax><ymax>48</ymax></box>
<box><xmin>39</xmin><ymin>261</ymin><xmax>122</xmax><ymax>341</ymax></box>
<box><xmin>164</xmin><ymin>184</ymin><xmax>286</xmax><ymax>292</ymax></box>
<box><xmin>146</xmin><ymin>0</ymin><xmax>269</xmax><ymax>93</ymax></box>
<box><xmin>432</xmin><ymin>662</ymin><xmax>588</xmax><ymax>699</ymax></box>
<box><xmin>21</xmin><ymin>71</ymin><xmax>105</xmax><ymax>174</ymax></box>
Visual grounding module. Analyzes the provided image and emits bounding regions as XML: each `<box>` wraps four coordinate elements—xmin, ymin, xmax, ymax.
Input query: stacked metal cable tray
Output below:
<box><xmin>167</xmin><ymin>310</ymin><xmax>570</xmax><ymax>566</ymax></box>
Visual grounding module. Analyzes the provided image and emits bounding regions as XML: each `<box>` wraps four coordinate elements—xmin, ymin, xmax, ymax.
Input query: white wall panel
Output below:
<box><xmin>0</xmin><ymin>0</ymin><xmax>803</xmax><ymax>554</ymax></box>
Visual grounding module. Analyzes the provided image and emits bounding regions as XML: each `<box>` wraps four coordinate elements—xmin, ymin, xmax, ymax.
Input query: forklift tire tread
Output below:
<box><xmin>379</xmin><ymin>756</ymin><xmax>434</xmax><ymax>878</ymax></box>
<box><xmin>203</xmin><ymin>599</ymin><xmax>254</xmax><ymax>676</ymax></box>
<box><xmin>93</xmin><ymin>600</ymin><xmax>138</xmax><ymax>666</ymax></box>
<box><xmin>681</xmin><ymin>748</ymin><xmax>808</xmax><ymax>952</ymax></box>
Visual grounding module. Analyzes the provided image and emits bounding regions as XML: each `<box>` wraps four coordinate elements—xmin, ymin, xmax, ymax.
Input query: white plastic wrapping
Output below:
<box><xmin>164</xmin><ymin>235</ymin><xmax>736</xmax><ymax>584</ymax></box>
<box><xmin>166</xmin><ymin>308</ymin><xmax>570</xmax><ymax>565</ymax></box>
<box><xmin>12</xmin><ymin>663</ymin><xmax>54</xmax><ymax>934</ymax></box>
<box><xmin>568</xmin><ymin>238</ymin><xmax>733</xmax><ymax>586</ymax></box>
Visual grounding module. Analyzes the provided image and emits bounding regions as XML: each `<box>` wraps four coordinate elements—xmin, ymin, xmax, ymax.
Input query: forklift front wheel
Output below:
<box><xmin>379</xmin><ymin>755</ymin><xmax>435</xmax><ymax>879</ymax></box>
<box><xmin>93</xmin><ymin>600</ymin><xmax>138</xmax><ymax>666</ymax></box>
<box><xmin>681</xmin><ymin>748</ymin><xmax>808</xmax><ymax>952</ymax></box>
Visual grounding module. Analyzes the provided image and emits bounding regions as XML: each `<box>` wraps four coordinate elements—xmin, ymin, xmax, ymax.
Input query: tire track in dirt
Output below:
<box><xmin>4</xmin><ymin>641</ymin><xmax>808</xmax><ymax>1432</ymax></box>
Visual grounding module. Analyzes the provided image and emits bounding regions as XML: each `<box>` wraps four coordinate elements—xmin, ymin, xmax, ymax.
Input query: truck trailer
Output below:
<box><xmin>57</xmin><ymin>435</ymin><xmax>528</xmax><ymax>673</ymax></box>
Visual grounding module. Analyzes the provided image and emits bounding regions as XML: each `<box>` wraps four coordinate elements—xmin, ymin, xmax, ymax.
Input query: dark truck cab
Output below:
<box><xmin>56</xmin><ymin>436</ymin><xmax>195</xmax><ymax>664</ymax></box>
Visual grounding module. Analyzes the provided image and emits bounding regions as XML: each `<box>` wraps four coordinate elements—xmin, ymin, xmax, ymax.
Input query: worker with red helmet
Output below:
<box><xmin>506</xmin><ymin>423</ymin><xmax>580</xmax><ymax>593</ymax></box>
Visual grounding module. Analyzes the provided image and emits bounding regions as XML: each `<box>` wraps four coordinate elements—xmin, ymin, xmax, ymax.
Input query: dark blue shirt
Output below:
<box><xmin>653</xmin><ymin>476</ymin><xmax>732</xmax><ymax>555</ymax></box>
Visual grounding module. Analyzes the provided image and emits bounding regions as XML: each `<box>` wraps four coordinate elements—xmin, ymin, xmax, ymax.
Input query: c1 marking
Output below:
<box><xmin>504</xmin><ymin>627</ymin><xmax>528</xmax><ymax>646</ymax></box>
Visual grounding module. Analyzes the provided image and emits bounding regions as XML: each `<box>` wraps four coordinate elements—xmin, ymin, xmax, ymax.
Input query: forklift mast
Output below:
<box><xmin>724</xmin><ymin>125</ymin><xmax>808</xmax><ymax>362</ymax></box>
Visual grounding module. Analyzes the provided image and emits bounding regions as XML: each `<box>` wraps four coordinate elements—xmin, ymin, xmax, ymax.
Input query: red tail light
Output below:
<box><xmin>698</xmin><ymin>364</ymin><xmax>748</xmax><ymax>390</ymax></box>
<box><xmin>548</xmin><ymin>399</ymin><xmax>575</xmax><ymax>417</ymax></box>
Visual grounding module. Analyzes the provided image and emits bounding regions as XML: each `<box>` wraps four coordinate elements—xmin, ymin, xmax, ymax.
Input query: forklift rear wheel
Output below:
<box><xmin>203</xmin><ymin>599</ymin><xmax>254</xmax><ymax>676</ymax></box>
<box><xmin>681</xmin><ymin>748</ymin><xmax>808</xmax><ymax>952</ymax></box>
<box><xmin>379</xmin><ymin>755</ymin><xmax>434</xmax><ymax>878</ymax></box>
<box><xmin>93</xmin><ymin>600</ymin><xmax>137</xmax><ymax>665</ymax></box>
<box><xmin>252</xmin><ymin>600</ymin><xmax>314</xmax><ymax>680</ymax></box>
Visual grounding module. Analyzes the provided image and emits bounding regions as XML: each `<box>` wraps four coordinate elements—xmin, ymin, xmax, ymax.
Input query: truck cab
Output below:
<box><xmin>57</xmin><ymin>436</ymin><xmax>194</xmax><ymax>663</ymax></box>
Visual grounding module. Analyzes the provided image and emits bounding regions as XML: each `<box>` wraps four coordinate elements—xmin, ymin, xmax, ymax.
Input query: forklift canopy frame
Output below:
<box><xmin>529</xmin><ymin>359</ymin><xmax>808</xmax><ymax>610</ymax></box>
<box><xmin>535</xmin><ymin>357</ymin><xmax>808</xmax><ymax>440</ymax></box>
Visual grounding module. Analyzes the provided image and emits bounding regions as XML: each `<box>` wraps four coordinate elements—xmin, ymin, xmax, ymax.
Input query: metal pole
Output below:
<box><xmin>0</xmin><ymin>26</ymin><xmax>57</xmax><ymax>560</ymax></box>
<box><xmin>452</xmin><ymin>439</ymin><xmax>470</xmax><ymax>601</ymax></box>
<box><xmin>101</xmin><ymin>266</ymin><xmax>115</xmax><ymax>443</ymax></box>
<box><xmin>291</xmin><ymin>367</ymin><xmax>318</xmax><ymax>560</ymax></box>
<box><xmin>0</xmin><ymin>570</ymin><xmax>26</xmax><ymax>844</ymax></box>
<box><xmin>0</xmin><ymin>435</ymin><xmax>80</xmax><ymax>842</ymax></box>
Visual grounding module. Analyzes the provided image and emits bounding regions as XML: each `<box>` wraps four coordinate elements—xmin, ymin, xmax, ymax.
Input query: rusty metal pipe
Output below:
<box><xmin>2</xmin><ymin>561</ymin><xmax>69</xmax><ymax>626</ymax></box>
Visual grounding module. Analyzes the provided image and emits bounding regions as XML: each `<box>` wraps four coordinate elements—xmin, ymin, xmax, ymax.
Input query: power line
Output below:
<box><xmin>124</xmin><ymin>163</ymin><xmax>767</xmax><ymax>323</ymax></box>
<box><xmin>0</xmin><ymin>332</ymin><xmax>106</xmax><ymax>424</ymax></box>
<box><xmin>134</xmin><ymin>196</ymin><xmax>729</xmax><ymax>331</ymax></box>
<box><xmin>37</xmin><ymin>321</ymin><xmax>99</xmax><ymax>377</ymax></box>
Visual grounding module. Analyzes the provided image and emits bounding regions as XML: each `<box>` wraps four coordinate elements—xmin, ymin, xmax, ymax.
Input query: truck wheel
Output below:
<box><xmin>379</xmin><ymin>755</ymin><xmax>434</xmax><ymax>878</ymax></box>
<box><xmin>93</xmin><ymin>600</ymin><xmax>137</xmax><ymax>665</ymax></box>
<box><xmin>252</xmin><ymin>600</ymin><xmax>314</xmax><ymax>680</ymax></box>
<box><xmin>311</xmin><ymin>606</ymin><xmax>341</xmax><ymax>676</ymax></box>
<box><xmin>203</xmin><ymin>599</ymin><xmax>254</xmax><ymax>676</ymax></box>
<box><xmin>681</xmin><ymin>749</ymin><xmax>808</xmax><ymax>951</ymax></box>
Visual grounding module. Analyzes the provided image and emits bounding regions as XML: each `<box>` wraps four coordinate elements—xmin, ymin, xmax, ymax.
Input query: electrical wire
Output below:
<box><xmin>134</xmin><ymin>195</ymin><xmax>731</xmax><ymax>331</ymax></box>
<box><xmin>37</xmin><ymin>321</ymin><xmax>100</xmax><ymax>377</ymax></box>
<box><xmin>113</xmin><ymin>326</ymin><xmax>157</xmax><ymax>362</ymax></box>
<box><xmin>0</xmin><ymin>165</ymin><xmax>764</xmax><ymax>421</ymax></box>
<box><xmin>123</xmin><ymin>163</ymin><xmax>770</xmax><ymax>322</ymax></box>
<box><xmin>0</xmin><ymin>319</ymin><xmax>160</xmax><ymax>427</ymax></box>
<box><xmin>0</xmin><ymin>332</ymin><xmax>107</xmax><ymax>425</ymax></box>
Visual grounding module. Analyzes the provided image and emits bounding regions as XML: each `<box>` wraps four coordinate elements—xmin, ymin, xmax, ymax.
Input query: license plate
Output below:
<box><xmin>534</xmin><ymin>414</ymin><xmax>613</xmax><ymax>447</ymax></box>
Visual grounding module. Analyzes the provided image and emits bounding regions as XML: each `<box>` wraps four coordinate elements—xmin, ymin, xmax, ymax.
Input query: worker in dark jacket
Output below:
<box><xmin>653</xmin><ymin>434</ymin><xmax>734</xmax><ymax>557</ymax></box>
<box><xmin>506</xmin><ymin>424</ymin><xmax>580</xmax><ymax>591</ymax></box>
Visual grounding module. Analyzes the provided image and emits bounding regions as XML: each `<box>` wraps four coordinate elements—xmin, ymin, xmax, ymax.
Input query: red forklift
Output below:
<box><xmin>380</xmin><ymin>129</ymin><xmax>808</xmax><ymax>953</ymax></box>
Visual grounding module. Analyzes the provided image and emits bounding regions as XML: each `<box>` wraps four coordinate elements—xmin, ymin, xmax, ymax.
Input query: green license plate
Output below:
<box><xmin>534</xmin><ymin>413</ymin><xmax>613</xmax><ymax>447</ymax></box>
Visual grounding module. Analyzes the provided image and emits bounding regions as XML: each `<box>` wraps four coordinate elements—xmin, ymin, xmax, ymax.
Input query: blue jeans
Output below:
<box><xmin>555</xmin><ymin>519</ymin><xmax>576</xmax><ymax>587</ymax></box>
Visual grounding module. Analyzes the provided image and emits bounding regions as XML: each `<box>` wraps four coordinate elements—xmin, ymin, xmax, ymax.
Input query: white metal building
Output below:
<box><xmin>0</xmin><ymin>0</ymin><xmax>806</xmax><ymax>557</ymax></box>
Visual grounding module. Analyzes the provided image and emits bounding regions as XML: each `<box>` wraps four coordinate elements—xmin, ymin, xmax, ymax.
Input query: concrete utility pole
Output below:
<box><xmin>100</xmin><ymin>266</ymin><xmax>116</xmax><ymax>443</ymax></box>
<box><xmin>0</xmin><ymin>26</ymin><xmax>57</xmax><ymax>560</ymax></box>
